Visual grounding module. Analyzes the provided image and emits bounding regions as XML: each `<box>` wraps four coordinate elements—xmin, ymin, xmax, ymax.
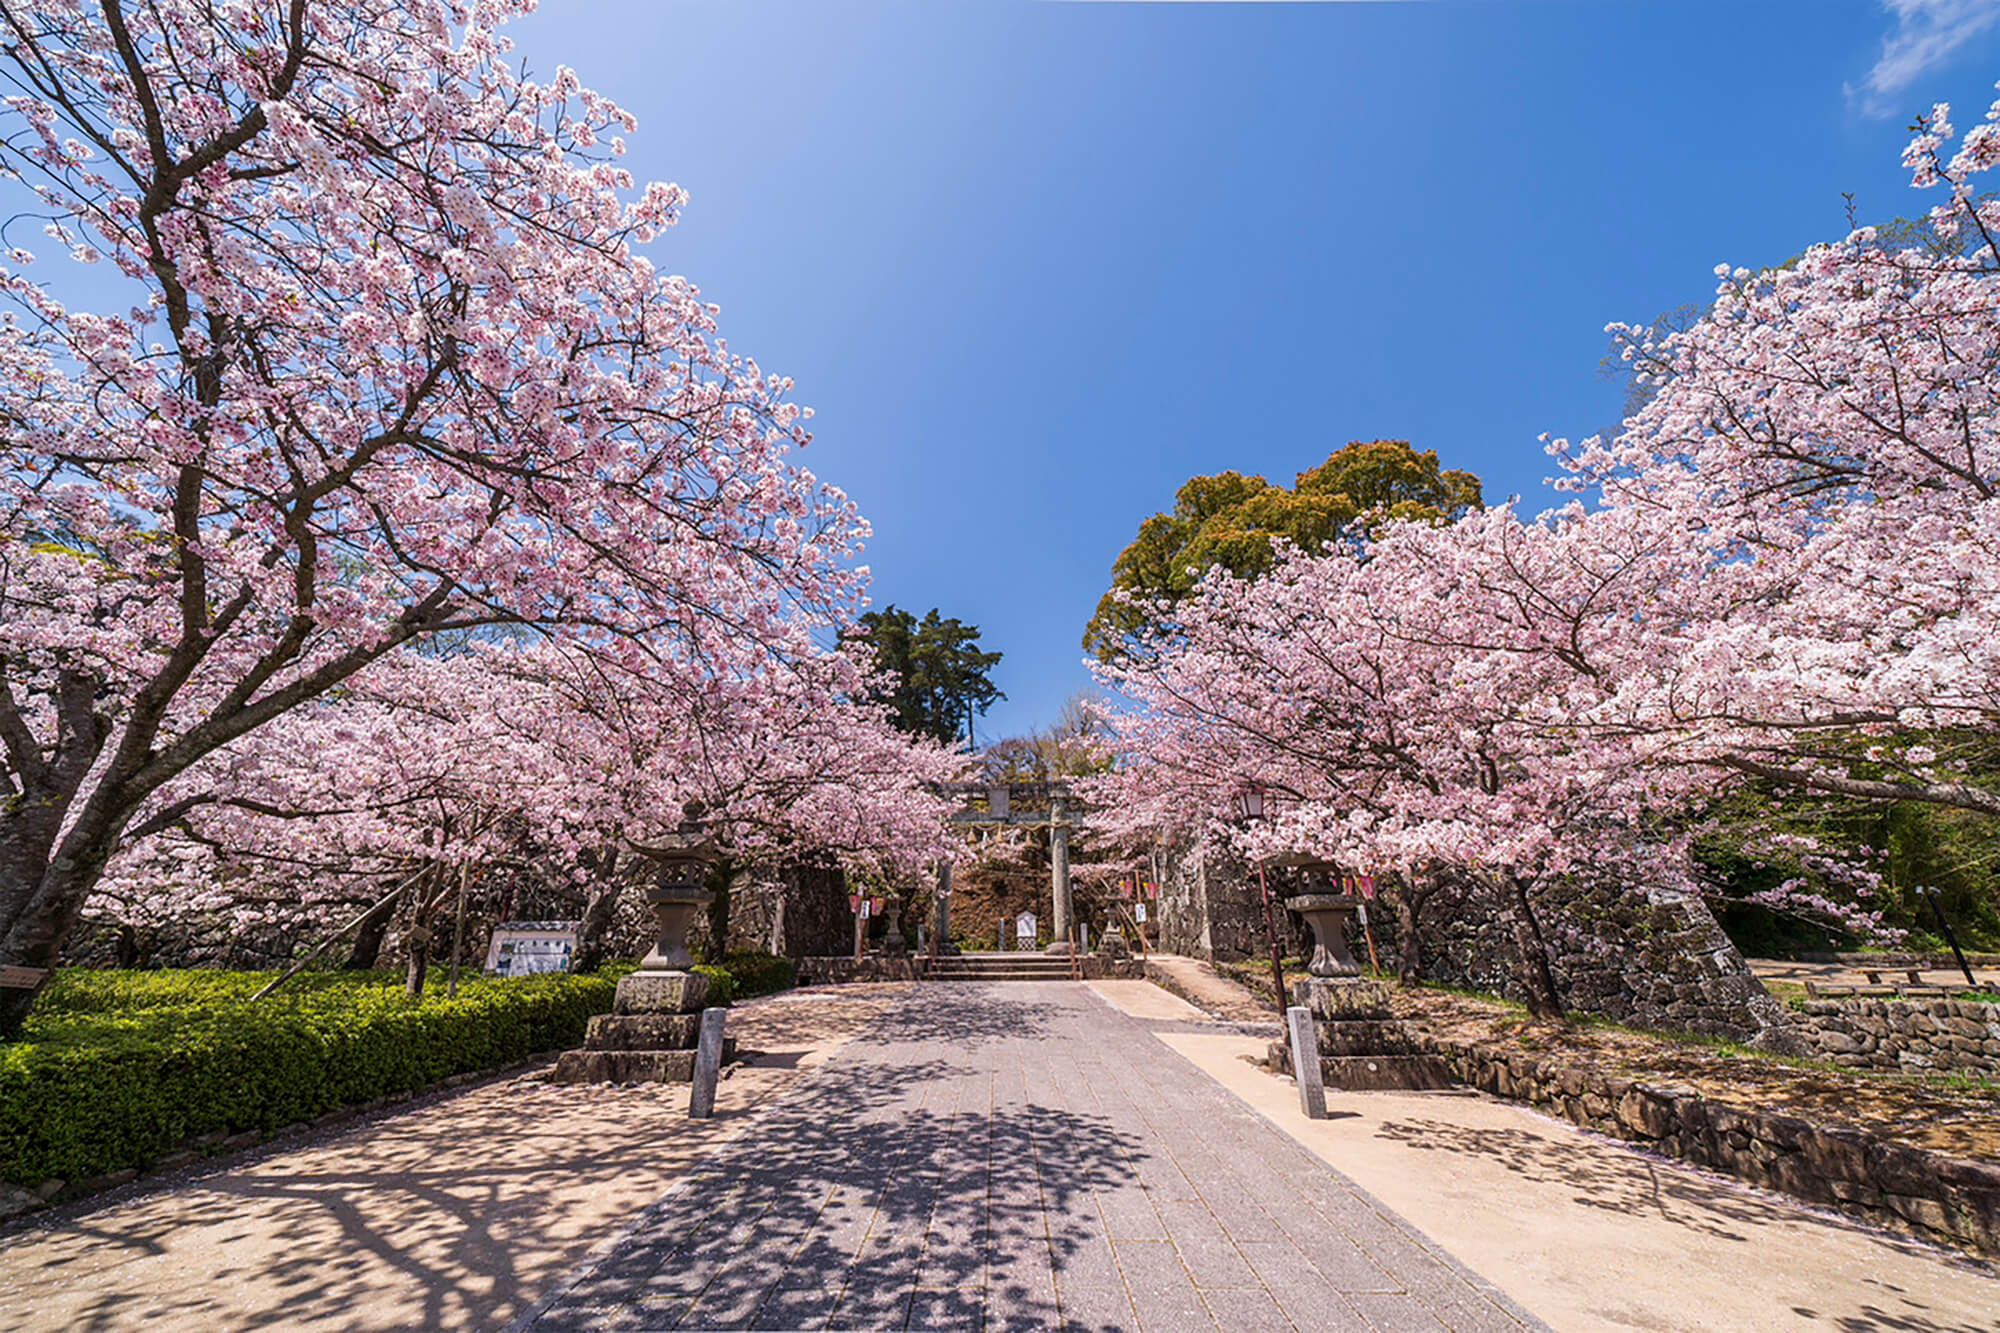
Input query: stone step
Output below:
<box><xmin>928</xmin><ymin>964</ymin><xmax>1088</xmax><ymax>976</ymax></box>
<box><xmin>927</xmin><ymin>963</ymin><xmax>1078</xmax><ymax>972</ymax></box>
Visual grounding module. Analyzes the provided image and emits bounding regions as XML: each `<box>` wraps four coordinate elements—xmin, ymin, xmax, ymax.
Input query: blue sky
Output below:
<box><xmin>520</xmin><ymin>3</ymin><xmax>1994</xmax><ymax>737</ymax></box>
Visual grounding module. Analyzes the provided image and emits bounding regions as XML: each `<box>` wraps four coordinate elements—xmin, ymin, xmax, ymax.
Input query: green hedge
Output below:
<box><xmin>1</xmin><ymin>970</ymin><xmax>616</xmax><ymax>1187</ymax></box>
<box><xmin>718</xmin><ymin>950</ymin><xmax>797</xmax><ymax>999</ymax></box>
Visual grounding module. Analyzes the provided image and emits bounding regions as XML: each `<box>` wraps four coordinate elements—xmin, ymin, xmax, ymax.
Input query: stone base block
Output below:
<box><xmin>614</xmin><ymin>970</ymin><xmax>711</xmax><ymax>1016</ymax></box>
<box><xmin>586</xmin><ymin>1013</ymin><xmax>702</xmax><ymax>1050</ymax></box>
<box><xmin>549</xmin><ymin>1041</ymin><xmax>737</xmax><ymax>1086</ymax></box>
<box><xmin>1297</xmin><ymin>978</ymin><xmax>1394</xmax><ymax>1021</ymax></box>
<box><xmin>1317</xmin><ymin>1020</ymin><xmax>1419</xmax><ymax>1057</ymax></box>
<box><xmin>1043</xmin><ymin>941</ymin><xmax>1077</xmax><ymax>956</ymax></box>
<box><xmin>1320</xmin><ymin>1054</ymin><xmax>1455</xmax><ymax>1092</ymax></box>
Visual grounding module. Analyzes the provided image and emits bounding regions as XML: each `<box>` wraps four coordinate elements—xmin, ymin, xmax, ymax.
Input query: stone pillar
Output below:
<box><xmin>1046</xmin><ymin>798</ymin><xmax>1075</xmax><ymax>955</ymax></box>
<box><xmin>935</xmin><ymin>863</ymin><xmax>960</xmax><ymax>955</ymax></box>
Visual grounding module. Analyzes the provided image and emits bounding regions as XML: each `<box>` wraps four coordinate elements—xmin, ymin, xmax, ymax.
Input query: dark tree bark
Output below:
<box><xmin>113</xmin><ymin>924</ymin><xmax>155</xmax><ymax>969</ymax></box>
<box><xmin>702</xmin><ymin>859</ymin><xmax>736</xmax><ymax>964</ymax></box>
<box><xmin>1391</xmin><ymin>877</ymin><xmax>1430</xmax><ymax>987</ymax></box>
<box><xmin>1500</xmin><ymin>870</ymin><xmax>1565</xmax><ymax>1021</ymax></box>
<box><xmin>344</xmin><ymin>890</ymin><xmax>400</xmax><ymax>970</ymax></box>
<box><xmin>572</xmin><ymin>849</ymin><xmax>628</xmax><ymax>975</ymax></box>
<box><xmin>404</xmin><ymin>922</ymin><xmax>431</xmax><ymax>998</ymax></box>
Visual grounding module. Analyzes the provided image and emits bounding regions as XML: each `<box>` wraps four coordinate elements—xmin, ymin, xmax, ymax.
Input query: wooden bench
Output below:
<box><xmin>1861</xmin><ymin>968</ymin><xmax>1924</xmax><ymax>986</ymax></box>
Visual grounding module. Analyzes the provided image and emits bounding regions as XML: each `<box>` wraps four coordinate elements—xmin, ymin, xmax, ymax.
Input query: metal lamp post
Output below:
<box><xmin>1915</xmin><ymin>884</ymin><xmax>1980</xmax><ymax>990</ymax></box>
<box><xmin>1234</xmin><ymin>787</ymin><xmax>1292</xmax><ymax>1016</ymax></box>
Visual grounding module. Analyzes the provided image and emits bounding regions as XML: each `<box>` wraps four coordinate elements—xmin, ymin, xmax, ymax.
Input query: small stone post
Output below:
<box><xmin>688</xmin><ymin>1007</ymin><xmax>728</xmax><ymax>1119</ymax></box>
<box><xmin>1286</xmin><ymin>1005</ymin><xmax>1328</xmax><ymax>1119</ymax></box>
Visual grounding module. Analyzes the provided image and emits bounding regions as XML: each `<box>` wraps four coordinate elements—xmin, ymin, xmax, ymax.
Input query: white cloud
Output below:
<box><xmin>1852</xmin><ymin>0</ymin><xmax>2000</xmax><ymax>115</ymax></box>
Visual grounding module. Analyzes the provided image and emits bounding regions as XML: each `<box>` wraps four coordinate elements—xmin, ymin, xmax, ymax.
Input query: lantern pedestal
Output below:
<box><xmin>1271</xmin><ymin>978</ymin><xmax>1452</xmax><ymax>1092</ymax></box>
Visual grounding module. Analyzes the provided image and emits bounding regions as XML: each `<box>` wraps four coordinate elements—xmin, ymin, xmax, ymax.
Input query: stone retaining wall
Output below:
<box><xmin>1411</xmin><ymin>1029</ymin><xmax>2000</xmax><ymax>1259</ymax></box>
<box><xmin>1793</xmin><ymin>998</ymin><xmax>2000</xmax><ymax>1074</ymax></box>
<box><xmin>1155</xmin><ymin>834</ymin><xmax>1794</xmax><ymax>1048</ymax></box>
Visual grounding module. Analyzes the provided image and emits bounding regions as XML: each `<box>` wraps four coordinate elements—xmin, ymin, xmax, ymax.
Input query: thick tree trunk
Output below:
<box><xmin>343</xmin><ymin>891</ymin><xmax>400</xmax><ymax>970</ymax></box>
<box><xmin>1501</xmin><ymin>870</ymin><xmax>1565</xmax><ymax>1021</ymax></box>
<box><xmin>1392</xmin><ymin>882</ymin><xmax>1426</xmax><ymax>987</ymax></box>
<box><xmin>703</xmin><ymin>859</ymin><xmax>736</xmax><ymax>964</ymax></box>
<box><xmin>571</xmin><ymin>878</ymin><xmax>624</xmax><ymax>974</ymax></box>
<box><xmin>404</xmin><ymin>922</ymin><xmax>432</xmax><ymax>998</ymax></box>
<box><xmin>0</xmin><ymin>822</ymin><xmax>126</xmax><ymax>1037</ymax></box>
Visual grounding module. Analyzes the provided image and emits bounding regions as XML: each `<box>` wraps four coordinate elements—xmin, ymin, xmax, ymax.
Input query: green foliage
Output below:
<box><xmin>1697</xmin><ymin>757</ymin><xmax>2000</xmax><ymax>955</ymax></box>
<box><xmin>690</xmin><ymin>964</ymin><xmax>736</xmax><ymax>1006</ymax></box>
<box><xmin>1084</xmin><ymin>441</ymin><xmax>1483</xmax><ymax>660</ymax></box>
<box><xmin>719</xmin><ymin>951</ymin><xmax>797</xmax><ymax>999</ymax></box>
<box><xmin>0</xmin><ymin>969</ymin><xmax>615</xmax><ymax>1186</ymax></box>
<box><xmin>689</xmin><ymin>951</ymin><xmax>798</xmax><ymax>1007</ymax></box>
<box><xmin>848</xmin><ymin>605</ymin><xmax>1004</xmax><ymax>745</ymax></box>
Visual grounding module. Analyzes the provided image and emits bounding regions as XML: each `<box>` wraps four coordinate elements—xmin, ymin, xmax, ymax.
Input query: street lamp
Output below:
<box><xmin>1232</xmin><ymin>785</ymin><xmax>1290</xmax><ymax>1017</ymax></box>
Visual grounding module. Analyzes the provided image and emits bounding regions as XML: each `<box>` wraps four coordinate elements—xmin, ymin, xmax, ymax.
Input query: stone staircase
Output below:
<box><xmin>924</xmin><ymin>951</ymin><xmax>1079</xmax><ymax>982</ymax></box>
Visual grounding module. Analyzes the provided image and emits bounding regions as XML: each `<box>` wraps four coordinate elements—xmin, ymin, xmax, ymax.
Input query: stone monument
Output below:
<box><xmin>552</xmin><ymin>807</ymin><xmax>734</xmax><ymax>1084</ymax></box>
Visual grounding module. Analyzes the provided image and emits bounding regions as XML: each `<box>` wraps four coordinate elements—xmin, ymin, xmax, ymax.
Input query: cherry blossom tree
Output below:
<box><xmin>0</xmin><ymin>0</ymin><xmax>870</xmax><ymax>1032</ymax></box>
<box><xmin>1554</xmin><ymin>84</ymin><xmax>2000</xmax><ymax>818</ymax></box>
<box><xmin>1092</xmin><ymin>88</ymin><xmax>2000</xmax><ymax>1003</ymax></box>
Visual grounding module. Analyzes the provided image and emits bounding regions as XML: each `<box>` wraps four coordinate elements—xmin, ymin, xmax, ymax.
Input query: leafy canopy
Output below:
<box><xmin>1084</xmin><ymin>441</ymin><xmax>1483</xmax><ymax>660</ymax></box>
<box><xmin>850</xmin><ymin>607</ymin><xmax>1004</xmax><ymax>746</ymax></box>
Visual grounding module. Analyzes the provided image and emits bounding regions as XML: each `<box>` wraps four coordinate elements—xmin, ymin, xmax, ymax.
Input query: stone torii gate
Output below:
<box><xmin>935</xmin><ymin>780</ymin><xmax>1078</xmax><ymax>955</ymax></box>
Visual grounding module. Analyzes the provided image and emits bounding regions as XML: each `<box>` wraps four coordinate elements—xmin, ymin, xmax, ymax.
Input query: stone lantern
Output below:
<box><xmin>552</xmin><ymin>804</ymin><xmax>732</xmax><ymax>1084</ymax></box>
<box><xmin>1263</xmin><ymin>851</ymin><xmax>1450</xmax><ymax>1094</ymax></box>
<box><xmin>634</xmin><ymin>813</ymin><xmax>719</xmax><ymax>974</ymax></box>
<box><xmin>1268</xmin><ymin>852</ymin><xmax>1362</xmax><ymax>979</ymax></box>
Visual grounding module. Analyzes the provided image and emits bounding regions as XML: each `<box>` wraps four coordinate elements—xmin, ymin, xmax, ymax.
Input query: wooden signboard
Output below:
<box><xmin>0</xmin><ymin>965</ymin><xmax>50</xmax><ymax>990</ymax></box>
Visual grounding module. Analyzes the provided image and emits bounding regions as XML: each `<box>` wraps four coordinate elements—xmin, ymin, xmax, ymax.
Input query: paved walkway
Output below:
<box><xmin>524</xmin><ymin>982</ymin><xmax>1535</xmax><ymax>1331</ymax></box>
<box><xmin>0</xmin><ymin>988</ymin><xmax>904</xmax><ymax>1331</ymax></box>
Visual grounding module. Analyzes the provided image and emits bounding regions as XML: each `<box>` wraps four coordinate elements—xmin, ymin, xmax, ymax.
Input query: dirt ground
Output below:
<box><xmin>1750</xmin><ymin>956</ymin><xmax>2000</xmax><ymax>994</ymax></box>
<box><xmin>0</xmin><ymin>985</ymin><xmax>903</xmax><ymax>1332</ymax></box>
<box><xmin>1397</xmin><ymin>988</ymin><xmax>2000</xmax><ymax>1162</ymax></box>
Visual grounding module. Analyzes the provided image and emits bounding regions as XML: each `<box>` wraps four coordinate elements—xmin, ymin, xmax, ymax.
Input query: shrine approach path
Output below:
<box><xmin>521</xmin><ymin>980</ymin><xmax>1536</xmax><ymax>1331</ymax></box>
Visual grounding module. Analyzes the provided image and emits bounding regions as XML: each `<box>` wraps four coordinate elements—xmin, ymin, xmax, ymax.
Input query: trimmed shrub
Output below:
<box><xmin>0</xmin><ymin>970</ymin><xmax>615</xmax><ymax>1186</ymax></box>
<box><xmin>722</xmin><ymin>951</ymin><xmax>796</xmax><ymax>1000</ymax></box>
<box><xmin>690</xmin><ymin>964</ymin><xmax>737</xmax><ymax>1007</ymax></box>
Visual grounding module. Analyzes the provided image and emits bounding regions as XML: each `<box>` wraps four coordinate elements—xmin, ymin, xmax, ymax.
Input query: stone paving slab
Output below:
<box><xmin>521</xmin><ymin>983</ymin><xmax>1539</xmax><ymax>1331</ymax></box>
